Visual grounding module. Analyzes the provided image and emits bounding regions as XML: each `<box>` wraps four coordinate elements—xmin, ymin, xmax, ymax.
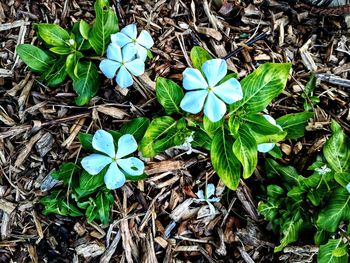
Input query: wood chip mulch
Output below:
<box><xmin>0</xmin><ymin>0</ymin><xmax>349</xmax><ymax>262</ymax></box>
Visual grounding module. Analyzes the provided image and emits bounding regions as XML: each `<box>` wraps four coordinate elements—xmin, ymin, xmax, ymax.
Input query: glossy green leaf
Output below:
<box><xmin>95</xmin><ymin>190</ymin><xmax>114</xmax><ymax>225</ymax></box>
<box><xmin>267</xmin><ymin>185</ymin><xmax>285</xmax><ymax>199</ymax></box>
<box><xmin>191</xmin><ymin>127</ymin><xmax>212</xmax><ymax>151</ymax></box>
<box><xmin>211</xmin><ymin>128</ymin><xmax>241</xmax><ymax>190</ymax></box>
<box><xmin>49</xmin><ymin>46</ymin><xmax>72</xmax><ymax>55</ymax></box>
<box><xmin>50</xmin><ymin>162</ymin><xmax>81</xmax><ymax>186</ymax></box>
<box><xmin>232</xmin><ymin>125</ymin><xmax>257</xmax><ymax>179</ymax></box>
<box><xmin>89</xmin><ymin>0</ymin><xmax>118</xmax><ymax>56</ymax></box>
<box><xmin>228</xmin><ymin>115</ymin><xmax>240</xmax><ymax>136</ymax></box>
<box><xmin>120</xmin><ymin>117</ymin><xmax>150</xmax><ymax>142</ymax></box>
<box><xmin>156</xmin><ymin>77</ymin><xmax>184</xmax><ymax>115</ymax></box>
<box><xmin>79</xmin><ymin>20</ymin><xmax>91</xmax><ymax>40</ymax></box>
<box><xmin>258</xmin><ymin>201</ymin><xmax>279</xmax><ymax>221</ymax></box>
<box><xmin>66</xmin><ymin>52</ymin><xmax>83</xmax><ymax>80</ymax></box>
<box><xmin>78</xmin><ymin>133</ymin><xmax>93</xmax><ymax>150</ymax></box>
<box><xmin>73</xmin><ymin>61</ymin><xmax>100</xmax><ymax>105</ymax></box>
<box><xmin>16</xmin><ymin>44</ymin><xmax>52</xmax><ymax>72</ymax></box>
<box><xmin>230</xmin><ymin>63</ymin><xmax>292</xmax><ymax>114</ymax></box>
<box><xmin>36</xmin><ymin>23</ymin><xmax>71</xmax><ymax>47</ymax></box>
<box><xmin>190</xmin><ymin>46</ymin><xmax>213</xmax><ymax>70</ymax></box>
<box><xmin>139</xmin><ymin>116</ymin><xmax>177</xmax><ymax>157</ymax></box>
<box><xmin>75</xmin><ymin>170</ymin><xmax>105</xmax><ymax>198</ymax></box>
<box><xmin>317</xmin><ymin>188</ymin><xmax>350</xmax><ymax>232</ymax></box>
<box><xmin>334</xmin><ymin>172</ymin><xmax>350</xmax><ymax>188</ymax></box>
<box><xmin>265</xmin><ymin>158</ymin><xmax>300</xmax><ymax>186</ymax></box>
<box><xmin>274</xmin><ymin>216</ymin><xmax>304</xmax><ymax>252</ymax></box>
<box><xmin>276</xmin><ymin>112</ymin><xmax>313</xmax><ymax>140</ymax></box>
<box><xmin>43</xmin><ymin>58</ymin><xmax>67</xmax><ymax>87</ymax></box>
<box><xmin>323</xmin><ymin>120</ymin><xmax>350</xmax><ymax>173</ymax></box>
<box><xmin>203</xmin><ymin>116</ymin><xmax>223</xmax><ymax>138</ymax></box>
<box><xmin>318</xmin><ymin>239</ymin><xmax>348</xmax><ymax>263</ymax></box>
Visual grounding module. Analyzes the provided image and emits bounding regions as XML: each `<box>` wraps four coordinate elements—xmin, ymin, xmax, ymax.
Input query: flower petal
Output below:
<box><xmin>117</xmin><ymin>157</ymin><xmax>144</xmax><ymax>176</ymax></box>
<box><xmin>115</xmin><ymin>66</ymin><xmax>133</xmax><ymax>88</ymax></box>
<box><xmin>346</xmin><ymin>182</ymin><xmax>350</xmax><ymax>194</ymax></box>
<box><xmin>99</xmin><ymin>59</ymin><xmax>121</xmax><ymax>79</ymax></box>
<box><xmin>124</xmin><ymin>58</ymin><xmax>145</xmax><ymax>76</ymax></box>
<box><xmin>92</xmin><ymin>130</ymin><xmax>116</xmax><ymax>158</ymax></box>
<box><xmin>106</xmin><ymin>43</ymin><xmax>122</xmax><ymax>62</ymax></box>
<box><xmin>135</xmin><ymin>43</ymin><xmax>148</xmax><ymax>62</ymax></box>
<box><xmin>202</xmin><ymin>59</ymin><xmax>227</xmax><ymax>87</ymax></box>
<box><xmin>104</xmin><ymin>162</ymin><xmax>126</xmax><ymax>189</ymax></box>
<box><xmin>263</xmin><ymin>114</ymin><xmax>277</xmax><ymax>125</ymax></box>
<box><xmin>137</xmin><ymin>30</ymin><xmax>154</xmax><ymax>49</ymax></box>
<box><xmin>204</xmin><ymin>92</ymin><xmax>227</xmax><ymax>122</ymax></box>
<box><xmin>180</xmin><ymin>90</ymin><xmax>208</xmax><ymax>114</ymax></box>
<box><xmin>182</xmin><ymin>68</ymin><xmax>208</xmax><ymax>90</ymax></box>
<box><xmin>257</xmin><ymin>143</ymin><xmax>275</xmax><ymax>153</ymax></box>
<box><xmin>206</xmin><ymin>184</ymin><xmax>216</xmax><ymax>198</ymax></box>
<box><xmin>116</xmin><ymin>134</ymin><xmax>138</xmax><ymax>158</ymax></box>
<box><xmin>111</xmin><ymin>32</ymin><xmax>132</xmax><ymax>47</ymax></box>
<box><xmin>196</xmin><ymin>190</ymin><xmax>205</xmax><ymax>199</ymax></box>
<box><xmin>213</xmin><ymin>77</ymin><xmax>243</xmax><ymax>104</ymax></box>
<box><xmin>121</xmin><ymin>24</ymin><xmax>137</xmax><ymax>39</ymax></box>
<box><xmin>81</xmin><ymin>154</ymin><xmax>113</xmax><ymax>175</ymax></box>
<box><xmin>122</xmin><ymin>43</ymin><xmax>137</xmax><ymax>62</ymax></box>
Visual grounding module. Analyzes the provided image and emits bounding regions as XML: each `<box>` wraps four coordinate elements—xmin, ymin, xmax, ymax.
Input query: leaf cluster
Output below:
<box><xmin>258</xmin><ymin>120</ymin><xmax>350</xmax><ymax>261</ymax></box>
<box><xmin>16</xmin><ymin>0</ymin><xmax>118</xmax><ymax>105</ymax></box>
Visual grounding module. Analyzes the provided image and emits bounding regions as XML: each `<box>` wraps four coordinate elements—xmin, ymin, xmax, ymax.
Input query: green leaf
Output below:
<box><xmin>243</xmin><ymin>115</ymin><xmax>286</xmax><ymax>144</ymax></box>
<box><xmin>66</xmin><ymin>52</ymin><xmax>83</xmax><ymax>80</ymax></box>
<box><xmin>258</xmin><ymin>201</ymin><xmax>279</xmax><ymax>221</ymax></box>
<box><xmin>16</xmin><ymin>44</ymin><xmax>53</xmax><ymax>72</ymax></box>
<box><xmin>228</xmin><ymin>115</ymin><xmax>240</xmax><ymax>136</ymax></box>
<box><xmin>230</xmin><ymin>63</ymin><xmax>291</xmax><ymax>114</ymax></box>
<box><xmin>36</xmin><ymin>23</ymin><xmax>71</xmax><ymax>47</ymax></box>
<box><xmin>73</xmin><ymin>61</ymin><xmax>100</xmax><ymax>105</ymax></box>
<box><xmin>155</xmin><ymin>77</ymin><xmax>184</xmax><ymax>115</ymax></box>
<box><xmin>95</xmin><ymin>190</ymin><xmax>114</xmax><ymax>225</ymax></box>
<box><xmin>190</xmin><ymin>46</ymin><xmax>213</xmax><ymax>70</ymax></box>
<box><xmin>75</xmin><ymin>170</ymin><xmax>105</xmax><ymax>198</ymax></box>
<box><xmin>203</xmin><ymin>116</ymin><xmax>223</xmax><ymax>138</ymax></box>
<box><xmin>265</xmin><ymin>158</ymin><xmax>300</xmax><ymax>186</ymax></box>
<box><xmin>120</xmin><ymin>117</ymin><xmax>150</xmax><ymax>142</ymax></box>
<box><xmin>211</xmin><ymin>128</ymin><xmax>241</xmax><ymax>190</ymax></box>
<box><xmin>318</xmin><ymin>239</ymin><xmax>348</xmax><ymax>263</ymax></box>
<box><xmin>334</xmin><ymin>172</ymin><xmax>350</xmax><ymax>188</ymax></box>
<box><xmin>323</xmin><ymin>120</ymin><xmax>350</xmax><ymax>173</ymax></box>
<box><xmin>78</xmin><ymin>133</ymin><xmax>93</xmax><ymax>150</ymax></box>
<box><xmin>139</xmin><ymin>116</ymin><xmax>177</xmax><ymax>157</ymax></box>
<box><xmin>232</xmin><ymin>125</ymin><xmax>257</xmax><ymax>179</ymax></box>
<box><xmin>79</xmin><ymin>20</ymin><xmax>91</xmax><ymax>40</ymax></box>
<box><xmin>276</xmin><ymin>112</ymin><xmax>313</xmax><ymax>140</ymax></box>
<box><xmin>314</xmin><ymin>229</ymin><xmax>330</xmax><ymax>246</ymax></box>
<box><xmin>191</xmin><ymin>127</ymin><xmax>212</xmax><ymax>151</ymax></box>
<box><xmin>72</xmin><ymin>22</ymin><xmax>91</xmax><ymax>51</ymax></box>
<box><xmin>89</xmin><ymin>0</ymin><xmax>118</xmax><ymax>56</ymax></box>
<box><xmin>267</xmin><ymin>185</ymin><xmax>285</xmax><ymax>199</ymax></box>
<box><xmin>317</xmin><ymin>188</ymin><xmax>350</xmax><ymax>232</ymax></box>
<box><xmin>274</xmin><ymin>216</ymin><xmax>304</xmax><ymax>252</ymax></box>
<box><xmin>43</xmin><ymin>58</ymin><xmax>67</xmax><ymax>87</ymax></box>
<box><xmin>51</xmin><ymin>162</ymin><xmax>81</xmax><ymax>186</ymax></box>
<box><xmin>49</xmin><ymin>46</ymin><xmax>72</xmax><ymax>55</ymax></box>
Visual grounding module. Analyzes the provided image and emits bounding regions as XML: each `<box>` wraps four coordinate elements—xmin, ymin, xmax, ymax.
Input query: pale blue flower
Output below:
<box><xmin>81</xmin><ymin>130</ymin><xmax>144</xmax><ymax>190</ymax></box>
<box><xmin>111</xmin><ymin>24</ymin><xmax>154</xmax><ymax>62</ymax></box>
<box><xmin>180</xmin><ymin>59</ymin><xmax>243</xmax><ymax>122</ymax></box>
<box><xmin>195</xmin><ymin>183</ymin><xmax>220</xmax><ymax>215</ymax></box>
<box><xmin>315</xmin><ymin>165</ymin><xmax>331</xmax><ymax>175</ymax></box>
<box><xmin>99</xmin><ymin>43</ymin><xmax>145</xmax><ymax>89</ymax></box>
<box><xmin>257</xmin><ymin>115</ymin><xmax>282</xmax><ymax>153</ymax></box>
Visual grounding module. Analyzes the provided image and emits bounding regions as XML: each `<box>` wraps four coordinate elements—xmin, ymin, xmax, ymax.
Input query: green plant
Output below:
<box><xmin>40</xmin><ymin>118</ymin><xmax>149</xmax><ymax>224</ymax></box>
<box><xmin>258</xmin><ymin>120</ymin><xmax>350</xmax><ymax>262</ymax></box>
<box><xmin>16</xmin><ymin>0</ymin><xmax>118</xmax><ymax>105</ymax></box>
<box><xmin>139</xmin><ymin>46</ymin><xmax>312</xmax><ymax>190</ymax></box>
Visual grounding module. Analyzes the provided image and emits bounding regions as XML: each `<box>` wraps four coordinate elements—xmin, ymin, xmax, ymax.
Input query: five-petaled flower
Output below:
<box><xmin>257</xmin><ymin>115</ymin><xmax>282</xmax><ymax>153</ymax></box>
<box><xmin>111</xmin><ymin>24</ymin><xmax>154</xmax><ymax>62</ymax></box>
<box><xmin>81</xmin><ymin>130</ymin><xmax>144</xmax><ymax>190</ymax></box>
<box><xmin>180</xmin><ymin>59</ymin><xmax>243</xmax><ymax>122</ymax></box>
<box><xmin>99</xmin><ymin>43</ymin><xmax>145</xmax><ymax>89</ymax></box>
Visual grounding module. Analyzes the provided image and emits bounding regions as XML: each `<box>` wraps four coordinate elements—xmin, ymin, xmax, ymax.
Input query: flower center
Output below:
<box><xmin>132</xmin><ymin>38</ymin><xmax>137</xmax><ymax>43</ymax></box>
<box><xmin>207</xmin><ymin>86</ymin><xmax>213</xmax><ymax>92</ymax></box>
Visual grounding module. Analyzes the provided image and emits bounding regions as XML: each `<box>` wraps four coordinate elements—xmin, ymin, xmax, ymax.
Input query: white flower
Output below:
<box><xmin>111</xmin><ymin>24</ymin><xmax>154</xmax><ymax>62</ymax></box>
<box><xmin>99</xmin><ymin>43</ymin><xmax>145</xmax><ymax>89</ymax></box>
<box><xmin>315</xmin><ymin>165</ymin><xmax>331</xmax><ymax>175</ymax></box>
<box><xmin>81</xmin><ymin>130</ymin><xmax>144</xmax><ymax>190</ymax></box>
